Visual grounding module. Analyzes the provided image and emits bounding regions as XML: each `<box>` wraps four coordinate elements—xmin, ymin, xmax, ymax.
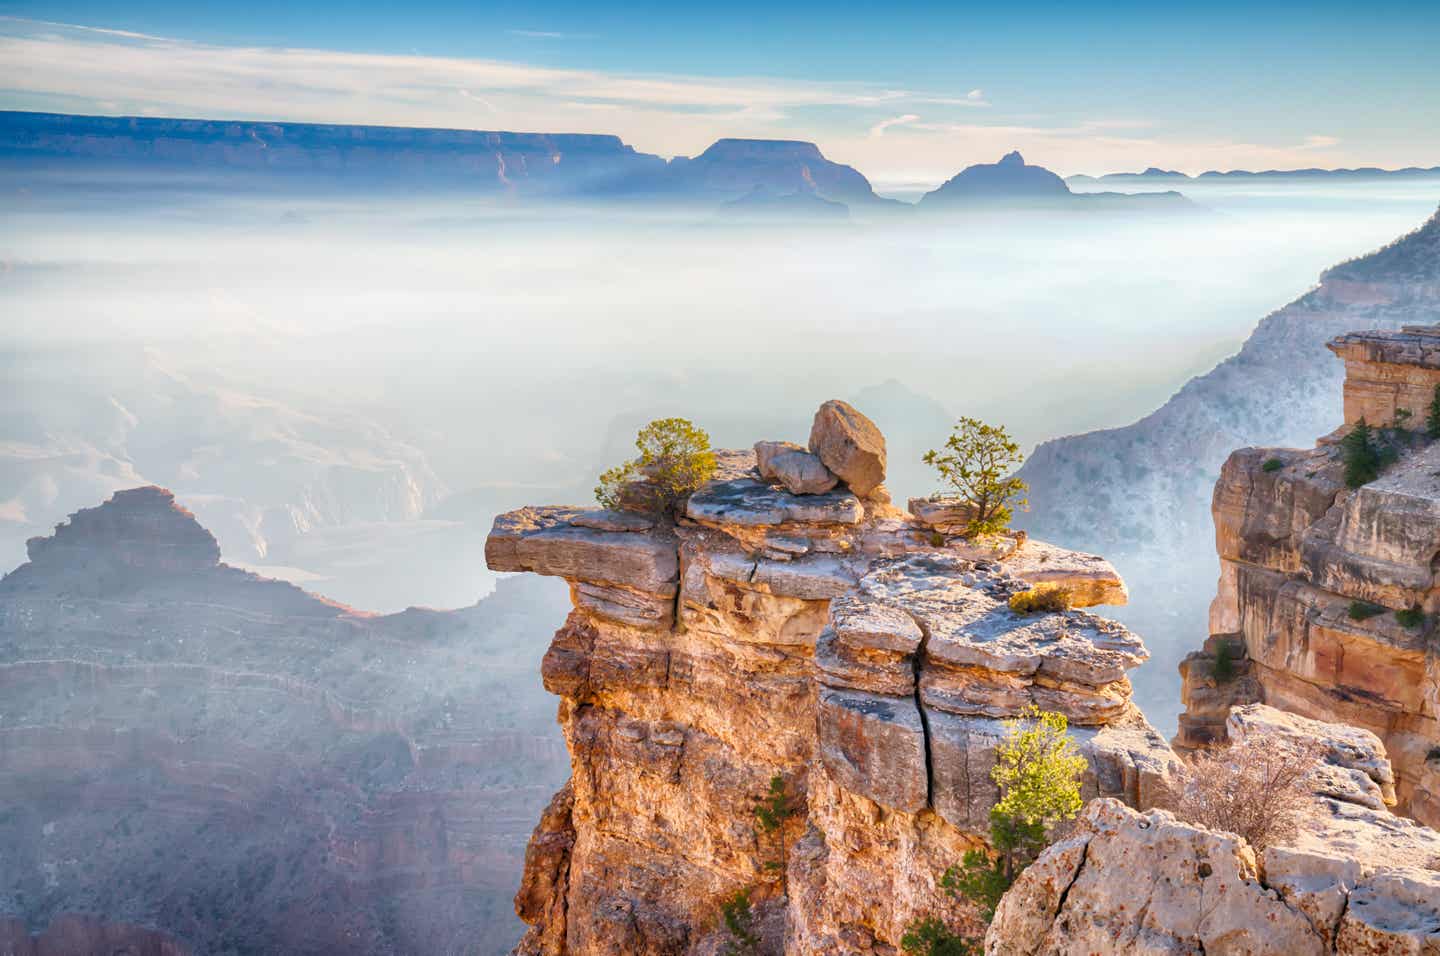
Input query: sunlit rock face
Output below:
<box><xmin>0</xmin><ymin>487</ymin><xmax>570</xmax><ymax>955</ymax></box>
<box><xmin>1178</xmin><ymin>325</ymin><xmax>1440</xmax><ymax>827</ymax></box>
<box><xmin>488</xmin><ymin>401</ymin><xmax>1180</xmax><ymax>955</ymax></box>
<box><xmin>992</xmin><ymin>706</ymin><xmax>1440</xmax><ymax>956</ymax></box>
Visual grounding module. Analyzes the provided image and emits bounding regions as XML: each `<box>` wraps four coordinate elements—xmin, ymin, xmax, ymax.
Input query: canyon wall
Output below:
<box><xmin>1020</xmin><ymin>205</ymin><xmax>1440</xmax><ymax>559</ymax></box>
<box><xmin>1178</xmin><ymin>325</ymin><xmax>1440</xmax><ymax>827</ymax></box>
<box><xmin>0</xmin><ymin>487</ymin><xmax>570</xmax><ymax>954</ymax></box>
<box><xmin>489</xmin><ymin>402</ymin><xmax>1182</xmax><ymax>954</ymax></box>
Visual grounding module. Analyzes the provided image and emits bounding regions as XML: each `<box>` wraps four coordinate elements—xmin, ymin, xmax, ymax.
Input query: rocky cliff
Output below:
<box><xmin>0</xmin><ymin>110</ymin><xmax>667</xmax><ymax>196</ymax></box>
<box><xmin>1177</xmin><ymin>325</ymin><xmax>1440</xmax><ymax>828</ymax></box>
<box><xmin>0</xmin><ymin>486</ymin><xmax>570</xmax><ymax>954</ymax></box>
<box><xmin>1019</xmin><ymin>205</ymin><xmax>1440</xmax><ymax>557</ymax></box>
<box><xmin>489</xmin><ymin>401</ymin><xmax>1183</xmax><ymax>954</ymax></box>
<box><xmin>993</xmin><ymin>704</ymin><xmax>1440</xmax><ymax>955</ymax></box>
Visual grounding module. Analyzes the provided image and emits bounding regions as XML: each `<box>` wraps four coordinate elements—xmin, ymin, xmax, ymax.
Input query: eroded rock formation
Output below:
<box><xmin>490</xmin><ymin>403</ymin><xmax>1181</xmax><ymax>954</ymax></box>
<box><xmin>1178</xmin><ymin>324</ymin><xmax>1440</xmax><ymax>827</ymax></box>
<box><xmin>0</xmin><ymin>486</ymin><xmax>570</xmax><ymax>955</ymax></box>
<box><xmin>992</xmin><ymin>705</ymin><xmax>1440</xmax><ymax>955</ymax></box>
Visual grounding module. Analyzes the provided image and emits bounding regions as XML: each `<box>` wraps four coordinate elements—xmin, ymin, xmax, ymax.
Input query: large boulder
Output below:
<box><xmin>755</xmin><ymin>440</ymin><xmax>839</xmax><ymax>495</ymax></box>
<box><xmin>809</xmin><ymin>401</ymin><xmax>887</xmax><ymax>498</ymax></box>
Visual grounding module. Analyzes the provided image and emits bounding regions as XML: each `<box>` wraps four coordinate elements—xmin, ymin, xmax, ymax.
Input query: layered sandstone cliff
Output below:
<box><xmin>1178</xmin><ymin>325</ymin><xmax>1440</xmax><ymax>828</ymax></box>
<box><xmin>0</xmin><ymin>486</ymin><xmax>569</xmax><ymax>954</ymax></box>
<box><xmin>489</xmin><ymin>402</ymin><xmax>1182</xmax><ymax>954</ymax></box>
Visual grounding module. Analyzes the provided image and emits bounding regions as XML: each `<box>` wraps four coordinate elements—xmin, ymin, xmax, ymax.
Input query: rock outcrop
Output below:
<box><xmin>919</xmin><ymin>151</ymin><xmax>1191</xmax><ymax>213</ymax></box>
<box><xmin>1019</xmin><ymin>205</ymin><xmax>1440</xmax><ymax>561</ymax></box>
<box><xmin>1177</xmin><ymin>325</ymin><xmax>1440</xmax><ymax>828</ymax></box>
<box><xmin>991</xmin><ymin>705</ymin><xmax>1440</xmax><ymax>956</ymax></box>
<box><xmin>1017</xmin><ymin>205</ymin><xmax>1440</xmax><ymax>727</ymax></box>
<box><xmin>489</xmin><ymin>401</ymin><xmax>1181</xmax><ymax>954</ymax></box>
<box><xmin>0</xmin><ymin>487</ymin><xmax>570</xmax><ymax>955</ymax></box>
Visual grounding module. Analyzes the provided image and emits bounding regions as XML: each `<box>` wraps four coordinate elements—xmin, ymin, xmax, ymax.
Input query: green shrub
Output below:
<box><xmin>1008</xmin><ymin>586</ymin><xmax>1072</xmax><ymax>615</ymax></box>
<box><xmin>924</xmin><ymin>707</ymin><xmax>1086</xmax><ymax>935</ymax></box>
<box><xmin>1347</xmin><ymin>601</ymin><xmax>1386</xmax><ymax>621</ymax></box>
<box><xmin>923</xmin><ymin>417</ymin><xmax>1028</xmax><ymax>537</ymax></box>
<box><xmin>1396</xmin><ymin>606</ymin><xmax>1426</xmax><ymax>628</ymax></box>
<box><xmin>595</xmin><ymin>417</ymin><xmax>717</xmax><ymax>513</ymax></box>
<box><xmin>719</xmin><ymin>888</ymin><xmax>759</xmax><ymax>955</ymax></box>
<box><xmin>900</xmin><ymin>917</ymin><xmax>977</xmax><ymax>956</ymax></box>
<box><xmin>1429</xmin><ymin>385</ymin><xmax>1440</xmax><ymax>439</ymax></box>
<box><xmin>753</xmin><ymin>775</ymin><xmax>796</xmax><ymax>878</ymax></box>
<box><xmin>1341</xmin><ymin>419</ymin><xmax>1387</xmax><ymax>488</ymax></box>
<box><xmin>928</xmin><ymin>531</ymin><xmax>946</xmax><ymax>547</ymax></box>
<box><xmin>1212</xmin><ymin>641</ymin><xmax>1237</xmax><ymax>682</ymax></box>
<box><xmin>1262</xmin><ymin>458</ymin><xmax>1284</xmax><ymax>473</ymax></box>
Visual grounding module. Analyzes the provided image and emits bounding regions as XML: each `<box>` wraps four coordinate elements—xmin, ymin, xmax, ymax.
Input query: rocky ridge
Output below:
<box><xmin>0</xmin><ymin>486</ymin><xmax>569</xmax><ymax>954</ymax></box>
<box><xmin>1019</xmin><ymin>205</ymin><xmax>1440</xmax><ymax>557</ymax></box>
<box><xmin>489</xmin><ymin>400</ymin><xmax>1181</xmax><ymax>953</ymax></box>
<box><xmin>991</xmin><ymin>703</ymin><xmax>1440</xmax><ymax>955</ymax></box>
<box><xmin>1177</xmin><ymin>324</ymin><xmax>1440</xmax><ymax>827</ymax></box>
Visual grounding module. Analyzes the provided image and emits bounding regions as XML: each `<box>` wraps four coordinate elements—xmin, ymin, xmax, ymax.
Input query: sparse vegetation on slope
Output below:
<box><xmin>1007</xmin><ymin>586</ymin><xmax>1072</xmax><ymax>615</ymax></box>
<box><xmin>1177</xmin><ymin>736</ymin><xmax>1317</xmax><ymax>850</ymax></box>
<box><xmin>905</xmin><ymin>707</ymin><xmax>1086</xmax><ymax>951</ymax></box>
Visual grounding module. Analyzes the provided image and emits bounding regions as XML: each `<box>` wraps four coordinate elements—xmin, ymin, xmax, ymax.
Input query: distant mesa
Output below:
<box><xmin>1068</xmin><ymin>164</ymin><xmax>1440</xmax><ymax>184</ymax></box>
<box><xmin>666</xmin><ymin>137</ymin><xmax>898</xmax><ymax>208</ymax></box>
<box><xmin>921</xmin><ymin>150</ymin><xmax>1193</xmax><ymax>213</ymax></box>
<box><xmin>0</xmin><ymin>110</ymin><xmax>897</xmax><ymax>210</ymax></box>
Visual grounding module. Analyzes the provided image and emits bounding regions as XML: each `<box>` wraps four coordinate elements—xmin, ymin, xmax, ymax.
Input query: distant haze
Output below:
<box><xmin>3</xmin><ymin>171</ymin><xmax>1436</xmax><ymax>612</ymax></box>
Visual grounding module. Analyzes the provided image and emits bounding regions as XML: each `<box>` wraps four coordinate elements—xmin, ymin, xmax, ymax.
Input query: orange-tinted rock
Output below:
<box><xmin>1179</xmin><ymin>325</ymin><xmax>1440</xmax><ymax>827</ymax></box>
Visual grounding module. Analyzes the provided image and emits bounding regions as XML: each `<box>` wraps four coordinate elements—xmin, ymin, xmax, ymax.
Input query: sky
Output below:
<box><xmin>2</xmin><ymin>1</ymin><xmax>1438</xmax><ymax>186</ymax></box>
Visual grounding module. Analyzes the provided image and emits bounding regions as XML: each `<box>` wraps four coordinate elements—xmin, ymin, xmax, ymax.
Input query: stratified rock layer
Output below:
<box><xmin>489</xmin><ymin>406</ymin><xmax>1176</xmax><ymax>954</ymax></box>
<box><xmin>1178</xmin><ymin>326</ymin><xmax>1440</xmax><ymax>828</ymax></box>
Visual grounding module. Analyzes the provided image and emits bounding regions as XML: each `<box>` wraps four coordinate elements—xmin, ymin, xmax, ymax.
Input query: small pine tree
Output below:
<box><xmin>719</xmin><ymin>888</ymin><xmax>760</xmax><ymax>955</ymax></box>
<box><xmin>753</xmin><ymin>775</ymin><xmax>797</xmax><ymax>878</ymax></box>
<box><xmin>923</xmin><ymin>418</ymin><xmax>1029</xmax><ymax>538</ymax></box>
<box><xmin>1341</xmin><ymin>419</ymin><xmax>1383</xmax><ymax>488</ymax></box>
<box><xmin>1428</xmin><ymin>385</ymin><xmax>1440</xmax><ymax>439</ymax></box>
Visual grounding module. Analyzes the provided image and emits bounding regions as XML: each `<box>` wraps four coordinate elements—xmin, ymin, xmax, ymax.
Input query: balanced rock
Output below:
<box><xmin>771</xmin><ymin>451</ymin><xmax>838</xmax><ymax>495</ymax></box>
<box><xmin>808</xmin><ymin>400</ymin><xmax>887</xmax><ymax>497</ymax></box>
<box><xmin>754</xmin><ymin>440</ymin><xmax>805</xmax><ymax>475</ymax></box>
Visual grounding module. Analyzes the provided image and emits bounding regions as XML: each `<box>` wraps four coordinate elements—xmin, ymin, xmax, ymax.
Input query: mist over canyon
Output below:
<box><xmin>3</xmin><ymin>109</ymin><xmax>1440</xmax><ymax>954</ymax></box>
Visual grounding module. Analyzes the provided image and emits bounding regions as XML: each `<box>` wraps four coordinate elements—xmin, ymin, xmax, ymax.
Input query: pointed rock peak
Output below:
<box><xmin>23</xmin><ymin>485</ymin><xmax>221</xmax><ymax>574</ymax></box>
<box><xmin>999</xmin><ymin>150</ymin><xmax>1025</xmax><ymax>165</ymax></box>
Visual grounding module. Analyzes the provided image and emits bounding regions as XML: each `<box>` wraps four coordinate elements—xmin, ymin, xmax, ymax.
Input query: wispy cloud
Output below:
<box><xmin>508</xmin><ymin>29</ymin><xmax>581</xmax><ymax>40</ymax></box>
<box><xmin>1300</xmin><ymin>134</ymin><xmax>1340</xmax><ymax>149</ymax></box>
<box><xmin>0</xmin><ymin>16</ymin><xmax>934</xmax><ymax>158</ymax></box>
<box><xmin>869</xmin><ymin>114</ymin><xmax>919</xmax><ymax>137</ymax></box>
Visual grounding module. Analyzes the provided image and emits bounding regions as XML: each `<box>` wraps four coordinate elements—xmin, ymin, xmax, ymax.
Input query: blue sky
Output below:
<box><xmin>2</xmin><ymin>1</ymin><xmax>1438</xmax><ymax>183</ymax></box>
